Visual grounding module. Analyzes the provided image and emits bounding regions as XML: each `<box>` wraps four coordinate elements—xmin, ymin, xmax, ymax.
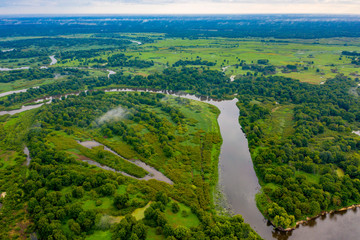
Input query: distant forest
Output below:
<box><xmin>1</xmin><ymin>15</ymin><xmax>360</xmax><ymax>38</ymax></box>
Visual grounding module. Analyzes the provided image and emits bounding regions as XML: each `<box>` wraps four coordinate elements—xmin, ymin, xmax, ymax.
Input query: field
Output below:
<box><xmin>123</xmin><ymin>37</ymin><xmax>360</xmax><ymax>84</ymax></box>
<box><xmin>1</xmin><ymin>35</ymin><xmax>360</xmax><ymax>96</ymax></box>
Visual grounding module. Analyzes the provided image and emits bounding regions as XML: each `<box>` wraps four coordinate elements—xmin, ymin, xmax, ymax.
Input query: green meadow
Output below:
<box><xmin>2</xmin><ymin>35</ymin><xmax>360</xmax><ymax>96</ymax></box>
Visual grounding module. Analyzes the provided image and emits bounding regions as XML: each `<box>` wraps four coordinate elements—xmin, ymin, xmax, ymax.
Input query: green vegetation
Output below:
<box><xmin>237</xmin><ymin>74</ymin><xmax>360</xmax><ymax>229</ymax></box>
<box><xmin>1</xmin><ymin>35</ymin><xmax>360</xmax><ymax>97</ymax></box>
<box><xmin>46</xmin><ymin>131</ymin><xmax>148</xmax><ymax>178</ymax></box>
<box><xmin>2</xmin><ymin>30</ymin><xmax>360</xmax><ymax>238</ymax></box>
<box><xmin>0</xmin><ymin>89</ymin><xmax>259</xmax><ymax>239</ymax></box>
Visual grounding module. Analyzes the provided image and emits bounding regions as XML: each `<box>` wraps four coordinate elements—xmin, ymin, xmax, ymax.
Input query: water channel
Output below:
<box><xmin>0</xmin><ymin>55</ymin><xmax>57</xmax><ymax>72</ymax></box>
<box><xmin>130</xmin><ymin>40</ymin><xmax>142</xmax><ymax>45</ymax></box>
<box><xmin>0</xmin><ymin>66</ymin><xmax>30</xmax><ymax>71</ymax></box>
<box><xmin>2</xmin><ymin>88</ymin><xmax>360</xmax><ymax>240</ymax></box>
<box><xmin>49</xmin><ymin>55</ymin><xmax>57</xmax><ymax>65</ymax></box>
<box><xmin>77</xmin><ymin>140</ymin><xmax>173</xmax><ymax>184</ymax></box>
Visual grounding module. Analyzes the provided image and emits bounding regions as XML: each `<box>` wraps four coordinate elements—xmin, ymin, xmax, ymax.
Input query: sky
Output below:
<box><xmin>1</xmin><ymin>0</ymin><xmax>360</xmax><ymax>15</ymax></box>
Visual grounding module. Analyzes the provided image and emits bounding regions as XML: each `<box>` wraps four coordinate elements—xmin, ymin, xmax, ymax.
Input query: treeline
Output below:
<box><xmin>241</xmin><ymin>64</ymin><xmax>276</xmax><ymax>75</ymax></box>
<box><xmin>172</xmin><ymin>59</ymin><xmax>216</xmax><ymax>67</ymax></box>
<box><xmin>4</xmin><ymin>65</ymin><xmax>359</xmax><ymax>114</ymax></box>
<box><xmin>57</xmin><ymin>50</ymin><xmax>104</xmax><ymax>60</ymax></box>
<box><xmin>342</xmin><ymin>51</ymin><xmax>360</xmax><ymax>57</ymax></box>
<box><xmin>0</xmin><ymin>67</ymin><xmax>88</xmax><ymax>84</ymax></box>
<box><xmin>351</xmin><ymin>58</ymin><xmax>360</xmax><ymax>66</ymax></box>
<box><xmin>341</xmin><ymin>51</ymin><xmax>360</xmax><ymax>65</ymax></box>
<box><xmin>108</xmin><ymin>54</ymin><xmax>154</xmax><ymax>68</ymax></box>
<box><xmin>0</xmin><ymin>49</ymin><xmax>48</xmax><ymax>59</ymax></box>
<box><xmin>92</xmin><ymin>33</ymin><xmax>156</xmax><ymax>44</ymax></box>
<box><xmin>1</xmin><ymin>66</ymin><xmax>233</xmax><ymax>108</ymax></box>
<box><xmin>235</xmin><ymin>75</ymin><xmax>359</xmax><ymax>115</ymax></box>
<box><xmin>0</xmin><ymin>68</ymin><xmax>54</xmax><ymax>83</ymax></box>
<box><xmin>110</xmin><ymin>67</ymin><xmax>232</xmax><ymax>97</ymax></box>
<box><xmin>1</xmin><ymin>15</ymin><xmax>360</xmax><ymax>39</ymax></box>
<box><xmin>0</xmin><ymin>37</ymin><xmax>131</xmax><ymax>49</ymax></box>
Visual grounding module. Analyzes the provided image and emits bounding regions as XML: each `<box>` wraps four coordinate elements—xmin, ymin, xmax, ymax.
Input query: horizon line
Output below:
<box><xmin>1</xmin><ymin>13</ymin><xmax>360</xmax><ymax>16</ymax></box>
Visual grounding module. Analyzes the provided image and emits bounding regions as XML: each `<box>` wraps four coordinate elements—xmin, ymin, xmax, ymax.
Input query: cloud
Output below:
<box><xmin>1</xmin><ymin>0</ymin><xmax>359</xmax><ymax>6</ymax></box>
<box><xmin>1</xmin><ymin>0</ymin><xmax>360</xmax><ymax>14</ymax></box>
<box><xmin>97</xmin><ymin>107</ymin><xmax>128</xmax><ymax>125</ymax></box>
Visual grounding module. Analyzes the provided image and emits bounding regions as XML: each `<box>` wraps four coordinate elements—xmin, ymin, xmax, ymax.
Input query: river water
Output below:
<box><xmin>2</xmin><ymin>88</ymin><xmax>360</xmax><ymax>240</ymax></box>
<box><xmin>130</xmin><ymin>40</ymin><xmax>142</xmax><ymax>45</ymax></box>
<box><xmin>0</xmin><ymin>103</ymin><xmax>45</xmax><ymax>116</ymax></box>
<box><xmin>77</xmin><ymin>140</ymin><xmax>173</xmax><ymax>184</ymax></box>
<box><xmin>0</xmin><ymin>55</ymin><xmax>56</xmax><ymax>72</ymax></box>
<box><xmin>23</xmin><ymin>146</ymin><xmax>31</xmax><ymax>166</ymax></box>
<box><xmin>0</xmin><ymin>88</ymin><xmax>34</xmax><ymax>98</ymax></box>
<box><xmin>107</xmin><ymin>70</ymin><xmax>116</xmax><ymax>79</ymax></box>
<box><xmin>1</xmin><ymin>49</ymin><xmax>14</xmax><ymax>52</ymax></box>
<box><xmin>49</xmin><ymin>55</ymin><xmax>57</xmax><ymax>65</ymax></box>
<box><xmin>0</xmin><ymin>66</ymin><xmax>30</xmax><ymax>71</ymax></box>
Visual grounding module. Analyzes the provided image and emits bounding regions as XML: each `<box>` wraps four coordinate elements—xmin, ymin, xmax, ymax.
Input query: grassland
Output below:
<box><xmin>2</xmin><ymin>35</ymin><xmax>360</xmax><ymax>97</ymax></box>
<box><xmin>44</xmin><ymin>130</ymin><xmax>148</xmax><ymax>178</ymax></box>
<box><xmin>81</xmin><ymin>36</ymin><xmax>360</xmax><ymax>84</ymax></box>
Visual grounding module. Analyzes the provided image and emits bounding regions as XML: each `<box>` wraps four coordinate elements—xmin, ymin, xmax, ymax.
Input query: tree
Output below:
<box><xmin>132</xmin><ymin>222</ymin><xmax>147</xmax><ymax>239</ymax></box>
<box><xmin>171</xmin><ymin>202</ymin><xmax>180</xmax><ymax>213</ymax></box>
<box><xmin>112</xmin><ymin>215</ymin><xmax>147</xmax><ymax>240</ymax></box>
<box><xmin>156</xmin><ymin>192</ymin><xmax>169</xmax><ymax>205</ymax></box>
<box><xmin>163</xmin><ymin>224</ymin><xmax>174</xmax><ymax>237</ymax></box>
<box><xmin>77</xmin><ymin>210</ymin><xmax>96</xmax><ymax>232</ymax></box>
<box><xmin>174</xmin><ymin>226</ymin><xmax>190</xmax><ymax>240</ymax></box>
<box><xmin>99</xmin><ymin>183</ymin><xmax>116</xmax><ymax>196</ymax></box>
<box><xmin>72</xmin><ymin>186</ymin><xmax>84</xmax><ymax>198</ymax></box>
<box><xmin>114</xmin><ymin>193</ymin><xmax>129</xmax><ymax>209</ymax></box>
<box><xmin>68</xmin><ymin>219</ymin><xmax>81</xmax><ymax>235</ymax></box>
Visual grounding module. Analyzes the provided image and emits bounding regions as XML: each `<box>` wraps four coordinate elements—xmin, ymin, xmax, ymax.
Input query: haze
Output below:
<box><xmin>1</xmin><ymin>0</ymin><xmax>360</xmax><ymax>14</ymax></box>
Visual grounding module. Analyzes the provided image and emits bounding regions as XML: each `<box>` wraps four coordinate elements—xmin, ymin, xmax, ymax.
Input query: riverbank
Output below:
<box><xmin>278</xmin><ymin>204</ymin><xmax>360</xmax><ymax>232</ymax></box>
<box><xmin>254</xmin><ymin>159</ymin><xmax>360</xmax><ymax>233</ymax></box>
<box><xmin>209</xmin><ymin>109</ymin><xmax>229</xmax><ymax>215</ymax></box>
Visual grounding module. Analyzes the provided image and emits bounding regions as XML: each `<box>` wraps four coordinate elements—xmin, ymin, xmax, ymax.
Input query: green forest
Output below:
<box><xmin>0</xmin><ymin>90</ymin><xmax>260</xmax><ymax>239</ymax></box>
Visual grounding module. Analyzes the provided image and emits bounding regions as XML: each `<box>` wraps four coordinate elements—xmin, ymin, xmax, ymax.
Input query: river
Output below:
<box><xmin>0</xmin><ymin>103</ymin><xmax>46</xmax><ymax>116</ymax></box>
<box><xmin>2</xmin><ymin>88</ymin><xmax>360</xmax><ymax>240</ymax></box>
<box><xmin>49</xmin><ymin>55</ymin><xmax>57</xmax><ymax>65</ymax></box>
<box><xmin>107</xmin><ymin>70</ymin><xmax>116</xmax><ymax>79</ymax></box>
<box><xmin>23</xmin><ymin>147</ymin><xmax>31</xmax><ymax>166</ymax></box>
<box><xmin>195</xmin><ymin>96</ymin><xmax>360</xmax><ymax>240</ymax></box>
<box><xmin>77</xmin><ymin>140</ymin><xmax>173</xmax><ymax>184</ymax></box>
<box><xmin>0</xmin><ymin>56</ymin><xmax>57</xmax><ymax>72</ymax></box>
<box><xmin>0</xmin><ymin>66</ymin><xmax>30</xmax><ymax>71</ymax></box>
<box><xmin>1</xmin><ymin>49</ymin><xmax>14</xmax><ymax>52</ymax></box>
<box><xmin>130</xmin><ymin>40</ymin><xmax>142</xmax><ymax>45</ymax></box>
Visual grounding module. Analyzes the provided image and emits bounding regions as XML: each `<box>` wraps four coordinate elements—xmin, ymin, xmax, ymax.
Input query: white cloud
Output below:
<box><xmin>0</xmin><ymin>0</ymin><xmax>360</xmax><ymax>14</ymax></box>
<box><xmin>97</xmin><ymin>107</ymin><xmax>128</xmax><ymax>124</ymax></box>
